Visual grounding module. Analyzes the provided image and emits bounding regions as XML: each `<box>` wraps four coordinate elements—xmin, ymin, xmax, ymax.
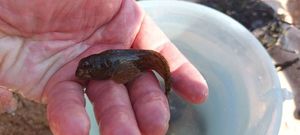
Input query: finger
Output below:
<box><xmin>46</xmin><ymin>81</ymin><xmax>90</xmax><ymax>135</ymax></box>
<box><xmin>86</xmin><ymin>80</ymin><xmax>140</xmax><ymax>135</ymax></box>
<box><xmin>127</xmin><ymin>72</ymin><xmax>170</xmax><ymax>135</ymax></box>
<box><xmin>132</xmin><ymin>16</ymin><xmax>208</xmax><ymax>103</ymax></box>
<box><xmin>0</xmin><ymin>87</ymin><xmax>17</xmax><ymax>113</ymax></box>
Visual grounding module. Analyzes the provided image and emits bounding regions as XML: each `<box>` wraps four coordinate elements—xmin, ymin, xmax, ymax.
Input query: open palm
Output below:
<box><xmin>0</xmin><ymin>0</ymin><xmax>208</xmax><ymax>135</ymax></box>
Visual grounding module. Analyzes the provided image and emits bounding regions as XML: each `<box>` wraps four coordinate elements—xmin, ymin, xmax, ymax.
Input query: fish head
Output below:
<box><xmin>75</xmin><ymin>54</ymin><xmax>112</xmax><ymax>80</ymax></box>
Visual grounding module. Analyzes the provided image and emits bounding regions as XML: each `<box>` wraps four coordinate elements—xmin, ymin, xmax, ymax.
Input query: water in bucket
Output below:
<box><xmin>86</xmin><ymin>1</ymin><xmax>283</xmax><ymax>135</ymax></box>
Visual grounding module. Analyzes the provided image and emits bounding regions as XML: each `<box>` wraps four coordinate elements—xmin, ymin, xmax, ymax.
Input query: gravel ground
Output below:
<box><xmin>0</xmin><ymin>95</ymin><xmax>51</xmax><ymax>135</ymax></box>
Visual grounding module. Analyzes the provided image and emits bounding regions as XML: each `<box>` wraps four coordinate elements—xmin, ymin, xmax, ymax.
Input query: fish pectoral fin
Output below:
<box><xmin>111</xmin><ymin>62</ymin><xmax>141</xmax><ymax>84</ymax></box>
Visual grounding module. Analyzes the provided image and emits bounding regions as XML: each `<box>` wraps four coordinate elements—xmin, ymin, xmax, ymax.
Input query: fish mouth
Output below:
<box><xmin>75</xmin><ymin>69</ymin><xmax>92</xmax><ymax>79</ymax></box>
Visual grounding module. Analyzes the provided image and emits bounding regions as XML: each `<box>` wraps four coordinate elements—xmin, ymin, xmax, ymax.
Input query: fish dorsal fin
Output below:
<box><xmin>111</xmin><ymin>61</ymin><xmax>141</xmax><ymax>84</ymax></box>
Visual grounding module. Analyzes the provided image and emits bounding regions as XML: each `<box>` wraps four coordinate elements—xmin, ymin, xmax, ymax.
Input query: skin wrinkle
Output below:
<box><xmin>0</xmin><ymin>38</ymin><xmax>24</xmax><ymax>79</ymax></box>
<box><xmin>82</xmin><ymin>0</ymin><xmax>92</xmax><ymax>34</ymax></box>
<box><xmin>86</xmin><ymin>80</ymin><xmax>141</xmax><ymax>135</ymax></box>
<box><xmin>97</xmin><ymin>105</ymin><xmax>130</xmax><ymax>122</ymax></box>
<box><xmin>1</xmin><ymin>38</ymin><xmax>89</xmax><ymax>101</ymax></box>
<box><xmin>0</xmin><ymin>1</ymin><xmax>31</xmax><ymax>35</ymax></box>
<box><xmin>41</xmin><ymin>44</ymin><xmax>123</xmax><ymax>103</ymax></box>
<box><xmin>11</xmin><ymin>39</ymin><xmax>25</xmax><ymax>65</ymax></box>
<box><xmin>105</xmin><ymin>0</ymin><xmax>126</xmax><ymax>38</ymax></box>
<box><xmin>50</xmin><ymin>1</ymin><xmax>72</xmax><ymax>29</ymax></box>
<box><xmin>46</xmin><ymin>81</ymin><xmax>89</xmax><ymax>135</ymax></box>
<box><xmin>27</xmin><ymin>40</ymin><xmax>78</xmax><ymax>63</ymax></box>
<box><xmin>0</xmin><ymin>4</ymin><xmax>22</xmax><ymax>36</ymax></box>
<box><xmin>0</xmin><ymin>15</ymin><xmax>19</xmax><ymax>36</ymax></box>
<box><xmin>0</xmin><ymin>51</ymin><xmax>7</xmax><ymax>73</ymax></box>
<box><xmin>132</xmin><ymin>90</ymin><xmax>167</xmax><ymax>110</ymax></box>
<box><xmin>56</xmin><ymin>0</ymin><xmax>125</xmax><ymax>46</ymax></box>
<box><xmin>79</xmin><ymin>0</ymin><xmax>122</xmax><ymax>38</ymax></box>
<box><xmin>126</xmin><ymin>72</ymin><xmax>169</xmax><ymax>135</ymax></box>
<box><xmin>158</xmin><ymin>43</ymin><xmax>186</xmax><ymax>71</ymax></box>
<box><xmin>132</xmin><ymin>16</ymin><xmax>168</xmax><ymax>49</ymax></box>
<box><xmin>0</xmin><ymin>30</ymin><xmax>5</xmax><ymax>37</ymax></box>
<box><xmin>122</xmin><ymin>0</ymin><xmax>143</xmax><ymax>47</ymax></box>
<box><xmin>56</xmin><ymin>2</ymin><xmax>84</xmax><ymax>33</ymax></box>
<box><xmin>86</xmin><ymin>0</ymin><xmax>142</xmax><ymax>47</ymax></box>
<box><xmin>131</xmin><ymin>13</ymin><xmax>145</xmax><ymax>47</ymax></box>
<box><xmin>37</xmin><ymin>44</ymin><xmax>89</xmax><ymax>100</ymax></box>
<box><xmin>46</xmin><ymin>81</ymin><xmax>84</xmax><ymax>103</ymax></box>
<box><xmin>135</xmin><ymin>101</ymin><xmax>169</xmax><ymax>134</ymax></box>
<box><xmin>24</xmin><ymin>54</ymin><xmax>62</xmax><ymax>101</ymax></box>
<box><xmin>84</xmin><ymin>0</ymin><xmax>125</xmax><ymax>45</ymax></box>
<box><xmin>28</xmin><ymin>43</ymin><xmax>89</xmax><ymax>101</ymax></box>
<box><xmin>8</xmin><ymin>47</ymin><xmax>29</xmax><ymax>85</ymax></box>
<box><xmin>89</xmin><ymin>83</ymin><xmax>130</xmax><ymax>119</ymax></box>
<box><xmin>0</xmin><ymin>0</ymin><xmax>122</xmax><ymax>40</ymax></box>
<box><xmin>100</xmin><ymin>111</ymin><xmax>139</xmax><ymax>135</ymax></box>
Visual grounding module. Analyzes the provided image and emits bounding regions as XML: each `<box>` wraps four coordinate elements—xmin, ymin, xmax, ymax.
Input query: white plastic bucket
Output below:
<box><xmin>86</xmin><ymin>1</ymin><xmax>283</xmax><ymax>135</ymax></box>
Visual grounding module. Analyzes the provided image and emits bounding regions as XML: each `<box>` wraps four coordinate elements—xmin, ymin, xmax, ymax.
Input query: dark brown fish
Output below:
<box><xmin>75</xmin><ymin>49</ymin><xmax>171</xmax><ymax>95</ymax></box>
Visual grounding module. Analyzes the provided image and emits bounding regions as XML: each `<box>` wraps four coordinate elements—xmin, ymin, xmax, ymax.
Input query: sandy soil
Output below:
<box><xmin>0</xmin><ymin>94</ymin><xmax>52</xmax><ymax>135</ymax></box>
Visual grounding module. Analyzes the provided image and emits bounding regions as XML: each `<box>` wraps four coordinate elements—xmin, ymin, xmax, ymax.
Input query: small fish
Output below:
<box><xmin>76</xmin><ymin>49</ymin><xmax>171</xmax><ymax>95</ymax></box>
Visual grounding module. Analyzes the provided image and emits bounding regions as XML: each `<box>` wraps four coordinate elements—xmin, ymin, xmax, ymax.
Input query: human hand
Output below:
<box><xmin>0</xmin><ymin>0</ymin><xmax>208</xmax><ymax>135</ymax></box>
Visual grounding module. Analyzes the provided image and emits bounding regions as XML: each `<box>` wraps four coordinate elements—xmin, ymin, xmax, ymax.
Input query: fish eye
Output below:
<box><xmin>82</xmin><ymin>61</ymin><xmax>90</xmax><ymax>68</ymax></box>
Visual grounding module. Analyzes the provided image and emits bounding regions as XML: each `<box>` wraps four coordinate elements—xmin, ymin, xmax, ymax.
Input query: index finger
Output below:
<box><xmin>132</xmin><ymin>16</ymin><xmax>208</xmax><ymax>103</ymax></box>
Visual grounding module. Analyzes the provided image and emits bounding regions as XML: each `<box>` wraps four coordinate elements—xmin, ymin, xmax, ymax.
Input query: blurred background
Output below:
<box><xmin>177</xmin><ymin>1</ymin><xmax>300</xmax><ymax>134</ymax></box>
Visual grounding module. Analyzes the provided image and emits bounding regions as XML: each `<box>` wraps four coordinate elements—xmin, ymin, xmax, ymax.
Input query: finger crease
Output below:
<box><xmin>132</xmin><ymin>91</ymin><xmax>166</xmax><ymax>109</ymax></box>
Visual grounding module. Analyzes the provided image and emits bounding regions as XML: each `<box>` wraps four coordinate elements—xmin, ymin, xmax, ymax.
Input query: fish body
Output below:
<box><xmin>76</xmin><ymin>49</ymin><xmax>171</xmax><ymax>95</ymax></box>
